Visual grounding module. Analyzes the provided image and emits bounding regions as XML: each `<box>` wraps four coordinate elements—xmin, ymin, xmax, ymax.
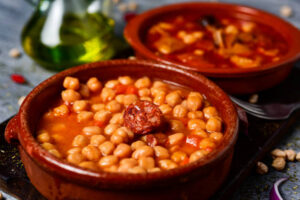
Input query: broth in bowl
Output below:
<box><xmin>145</xmin><ymin>14</ymin><xmax>288</xmax><ymax>69</ymax></box>
<box><xmin>36</xmin><ymin>75</ymin><xmax>224</xmax><ymax>173</ymax></box>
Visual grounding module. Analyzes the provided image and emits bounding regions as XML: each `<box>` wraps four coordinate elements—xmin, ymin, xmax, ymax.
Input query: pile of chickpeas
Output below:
<box><xmin>36</xmin><ymin>75</ymin><xmax>224</xmax><ymax>173</ymax></box>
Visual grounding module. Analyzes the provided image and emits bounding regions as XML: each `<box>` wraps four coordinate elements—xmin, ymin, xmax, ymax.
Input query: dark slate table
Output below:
<box><xmin>0</xmin><ymin>0</ymin><xmax>299</xmax><ymax>199</ymax></box>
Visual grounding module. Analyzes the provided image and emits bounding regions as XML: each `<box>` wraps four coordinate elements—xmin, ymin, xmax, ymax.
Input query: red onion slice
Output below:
<box><xmin>270</xmin><ymin>177</ymin><xmax>288</xmax><ymax>200</ymax></box>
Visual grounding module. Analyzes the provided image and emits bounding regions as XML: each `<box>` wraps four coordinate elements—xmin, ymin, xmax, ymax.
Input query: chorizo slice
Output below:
<box><xmin>124</xmin><ymin>100</ymin><xmax>163</xmax><ymax>135</ymax></box>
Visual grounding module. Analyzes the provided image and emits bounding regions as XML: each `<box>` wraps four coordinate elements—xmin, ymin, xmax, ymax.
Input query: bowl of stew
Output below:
<box><xmin>124</xmin><ymin>2</ymin><xmax>300</xmax><ymax>94</ymax></box>
<box><xmin>5</xmin><ymin>59</ymin><xmax>238</xmax><ymax>200</ymax></box>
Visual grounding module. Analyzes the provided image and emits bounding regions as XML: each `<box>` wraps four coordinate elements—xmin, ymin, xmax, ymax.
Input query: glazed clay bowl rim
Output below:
<box><xmin>124</xmin><ymin>2</ymin><xmax>300</xmax><ymax>78</ymax></box>
<box><xmin>13</xmin><ymin>59</ymin><xmax>238</xmax><ymax>188</ymax></box>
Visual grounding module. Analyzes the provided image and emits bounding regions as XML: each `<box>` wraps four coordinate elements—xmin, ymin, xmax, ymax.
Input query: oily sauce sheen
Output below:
<box><xmin>37</xmin><ymin>76</ymin><xmax>225</xmax><ymax>173</ymax></box>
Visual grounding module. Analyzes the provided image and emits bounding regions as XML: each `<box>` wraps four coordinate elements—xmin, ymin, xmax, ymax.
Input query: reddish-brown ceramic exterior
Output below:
<box><xmin>124</xmin><ymin>2</ymin><xmax>300</xmax><ymax>94</ymax></box>
<box><xmin>5</xmin><ymin>59</ymin><xmax>238</xmax><ymax>200</ymax></box>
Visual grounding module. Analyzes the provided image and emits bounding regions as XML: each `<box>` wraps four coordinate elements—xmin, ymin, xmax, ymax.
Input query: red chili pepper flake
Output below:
<box><xmin>11</xmin><ymin>74</ymin><xmax>26</xmax><ymax>84</ymax></box>
<box><xmin>180</xmin><ymin>157</ymin><xmax>189</xmax><ymax>166</ymax></box>
<box><xmin>124</xmin><ymin>12</ymin><xmax>137</xmax><ymax>22</ymax></box>
<box><xmin>94</xmin><ymin>121</ymin><xmax>105</xmax><ymax>128</ymax></box>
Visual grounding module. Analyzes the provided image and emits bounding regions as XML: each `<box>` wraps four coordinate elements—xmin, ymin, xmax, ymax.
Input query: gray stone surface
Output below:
<box><xmin>0</xmin><ymin>0</ymin><xmax>299</xmax><ymax>199</ymax></box>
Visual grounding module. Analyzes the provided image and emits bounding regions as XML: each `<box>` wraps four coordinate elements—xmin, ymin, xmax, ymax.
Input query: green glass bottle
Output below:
<box><xmin>22</xmin><ymin>0</ymin><xmax>125</xmax><ymax>71</ymax></box>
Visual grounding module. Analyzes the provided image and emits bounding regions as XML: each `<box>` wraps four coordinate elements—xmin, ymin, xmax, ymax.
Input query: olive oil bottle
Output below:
<box><xmin>22</xmin><ymin>0</ymin><xmax>124</xmax><ymax>71</ymax></box>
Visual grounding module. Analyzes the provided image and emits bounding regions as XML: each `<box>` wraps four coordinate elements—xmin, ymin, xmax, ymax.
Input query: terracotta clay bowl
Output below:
<box><xmin>5</xmin><ymin>59</ymin><xmax>238</xmax><ymax>200</ymax></box>
<box><xmin>124</xmin><ymin>2</ymin><xmax>300</xmax><ymax>94</ymax></box>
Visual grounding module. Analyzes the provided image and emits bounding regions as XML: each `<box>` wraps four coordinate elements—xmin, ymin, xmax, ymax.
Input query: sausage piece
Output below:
<box><xmin>124</xmin><ymin>100</ymin><xmax>163</xmax><ymax>135</ymax></box>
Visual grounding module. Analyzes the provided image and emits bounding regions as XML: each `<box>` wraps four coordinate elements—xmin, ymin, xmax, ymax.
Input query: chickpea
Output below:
<box><xmin>37</xmin><ymin>131</ymin><xmax>51</xmax><ymax>143</ymax></box>
<box><xmin>203</xmin><ymin>106</ymin><xmax>218</xmax><ymax>119</ymax></box>
<box><xmin>128</xmin><ymin>166</ymin><xmax>146</xmax><ymax>174</ymax></box>
<box><xmin>104</xmin><ymin>124</ymin><xmax>120</xmax><ymax>136</ymax></box>
<box><xmin>110</xmin><ymin>133</ymin><xmax>126</xmax><ymax>144</ymax></box>
<box><xmin>139</xmin><ymin>157</ymin><xmax>155</xmax><ymax>170</ymax></box>
<box><xmin>153</xmin><ymin>91</ymin><xmax>166</xmax><ymax>105</ymax></box>
<box><xmin>73</xmin><ymin>100</ymin><xmax>89</xmax><ymax>112</ymax></box>
<box><xmin>140</xmin><ymin>97</ymin><xmax>152</xmax><ymax>101</ymax></box>
<box><xmin>63</xmin><ymin>76</ymin><xmax>80</xmax><ymax>90</ymax></box>
<box><xmin>61</xmin><ymin>89</ymin><xmax>81</xmax><ymax>102</ymax></box>
<box><xmin>187</xmin><ymin>111</ymin><xmax>204</xmax><ymax>119</ymax></box>
<box><xmin>87</xmin><ymin>77</ymin><xmax>102</xmax><ymax>92</ymax></box>
<box><xmin>271</xmin><ymin>149</ymin><xmax>286</xmax><ymax>158</ymax></box>
<box><xmin>159</xmin><ymin>104</ymin><xmax>172</xmax><ymax>115</ymax></box>
<box><xmin>151</xmin><ymin>87</ymin><xmax>167</xmax><ymax>97</ymax></box>
<box><xmin>105</xmin><ymin>80</ymin><xmax>119</xmax><ymax>88</ymax></box>
<box><xmin>168</xmin><ymin>133</ymin><xmax>185</xmax><ymax>146</ymax></box>
<box><xmin>181</xmin><ymin>100</ymin><xmax>188</xmax><ymax>108</ymax></box>
<box><xmin>67</xmin><ymin>147</ymin><xmax>82</xmax><ymax>155</ymax></box>
<box><xmin>154</xmin><ymin>146</ymin><xmax>170</xmax><ymax>159</ymax></box>
<box><xmin>104</xmin><ymin>165</ymin><xmax>118</xmax><ymax>172</ymax></box>
<box><xmin>132</xmin><ymin>146</ymin><xmax>154</xmax><ymax>159</ymax></box>
<box><xmin>169</xmin><ymin>120</ymin><xmax>185</xmax><ymax>132</ymax></box>
<box><xmin>94</xmin><ymin>110</ymin><xmax>111</xmax><ymax>122</ymax></box>
<box><xmin>118</xmin><ymin>165</ymin><xmax>130</xmax><ymax>172</ymax></box>
<box><xmin>256</xmin><ymin>161</ymin><xmax>268</xmax><ymax>175</ymax></box>
<box><xmin>99</xmin><ymin>141</ymin><xmax>115</xmax><ymax>156</ymax></box>
<box><xmin>90</xmin><ymin>135</ymin><xmax>106</xmax><ymax>146</ymax></box>
<box><xmin>173</xmin><ymin>105</ymin><xmax>188</xmax><ymax>118</ymax></box>
<box><xmin>131</xmin><ymin>140</ymin><xmax>146</xmax><ymax>151</ymax></box>
<box><xmin>272</xmin><ymin>157</ymin><xmax>286</xmax><ymax>171</ymax></box>
<box><xmin>77</xmin><ymin>111</ymin><xmax>94</xmax><ymax>123</ymax></box>
<box><xmin>48</xmin><ymin>149</ymin><xmax>62</xmax><ymax>158</ymax></box>
<box><xmin>188</xmin><ymin>92</ymin><xmax>202</xmax><ymax>98</ymax></box>
<box><xmin>138</xmin><ymin>88</ymin><xmax>151</xmax><ymax>97</ymax></box>
<box><xmin>91</xmin><ymin>103</ymin><xmax>105</xmax><ymax>112</ymax></box>
<box><xmin>118</xmin><ymin>76</ymin><xmax>133</xmax><ymax>85</ymax></box>
<box><xmin>120</xmin><ymin>158</ymin><xmax>138</xmax><ymax>167</ymax></box>
<box><xmin>82</xmin><ymin>126</ymin><xmax>102</xmax><ymax>136</ymax></box>
<box><xmin>42</xmin><ymin>142</ymin><xmax>55</xmax><ymax>150</ymax></box>
<box><xmin>115</xmin><ymin>127</ymin><xmax>133</xmax><ymax>139</ymax></box>
<box><xmin>187</xmin><ymin>93</ymin><xmax>203</xmax><ymax>111</ymax></box>
<box><xmin>284</xmin><ymin>149</ymin><xmax>296</xmax><ymax>161</ymax></box>
<box><xmin>79</xmin><ymin>161</ymin><xmax>98</xmax><ymax>171</ymax></box>
<box><xmin>171</xmin><ymin>151</ymin><xmax>187</xmax><ymax>163</ymax></box>
<box><xmin>113</xmin><ymin>128</ymin><xmax>127</xmax><ymax>139</ymax></box>
<box><xmin>113</xmin><ymin>143</ymin><xmax>132</xmax><ymax>158</ymax></box>
<box><xmin>109</xmin><ymin>113</ymin><xmax>124</xmax><ymax>125</ymax></box>
<box><xmin>166</xmin><ymin>91</ymin><xmax>182</xmax><ymax>107</ymax></box>
<box><xmin>67</xmin><ymin>152</ymin><xmax>84</xmax><ymax>165</ymax></box>
<box><xmin>123</xmin><ymin>94</ymin><xmax>138</xmax><ymax>106</ymax></box>
<box><xmin>106</xmin><ymin>100</ymin><xmax>122</xmax><ymax>113</ymax></box>
<box><xmin>53</xmin><ymin>105</ymin><xmax>69</xmax><ymax>116</ymax></box>
<box><xmin>115</xmin><ymin>94</ymin><xmax>125</xmax><ymax>104</ymax></box>
<box><xmin>98</xmin><ymin>155</ymin><xmax>118</xmax><ymax>168</ymax></box>
<box><xmin>188</xmin><ymin>119</ymin><xmax>206</xmax><ymax>130</ymax></box>
<box><xmin>152</xmin><ymin>81</ymin><xmax>167</xmax><ymax>88</ymax></box>
<box><xmin>135</xmin><ymin>77</ymin><xmax>151</xmax><ymax>89</ymax></box>
<box><xmin>192</xmin><ymin>129</ymin><xmax>208</xmax><ymax>138</ymax></box>
<box><xmin>209</xmin><ymin>132</ymin><xmax>223</xmax><ymax>144</ymax></box>
<box><xmin>206</xmin><ymin>117</ymin><xmax>222</xmax><ymax>132</ymax></box>
<box><xmin>158</xmin><ymin>159</ymin><xmax>178</xmax><ymax>170</ymax></box>
<box><xmin>79</xmin><ymin>84</ymin><xmax>90</xmax><ymax>98</ymax></box>
<box><xmin>100</xmin><ymin>88</ymin><xmax>116</xmax><ymax>102</ymax></box>
<box><xmin>189</xmin><ymin>150</ymin><xmax>205</xmax><ymax>163</ymax></box>
<box><xmin>148</xmin><ymin>168</ymin><xmax>161</xmax><ymax>173</ymax></box>
<box><xmin>82</xmin><ymin>145</ymin><xmax>101</xmax><ymax>161</ymax></box>
<box><xmin>199</xmin><ymin>138</ymin><xmax>216</xmax><ymax>149</ymax></box>
<box><xmin>72</xmin><ymin>135</ymin><xmax>89</xmax><ymax>147</ymax></box>
<box><xmin>169</xmin><ymin>145</ymin><xmax>180</xmax><ymax>153</ymax></box>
